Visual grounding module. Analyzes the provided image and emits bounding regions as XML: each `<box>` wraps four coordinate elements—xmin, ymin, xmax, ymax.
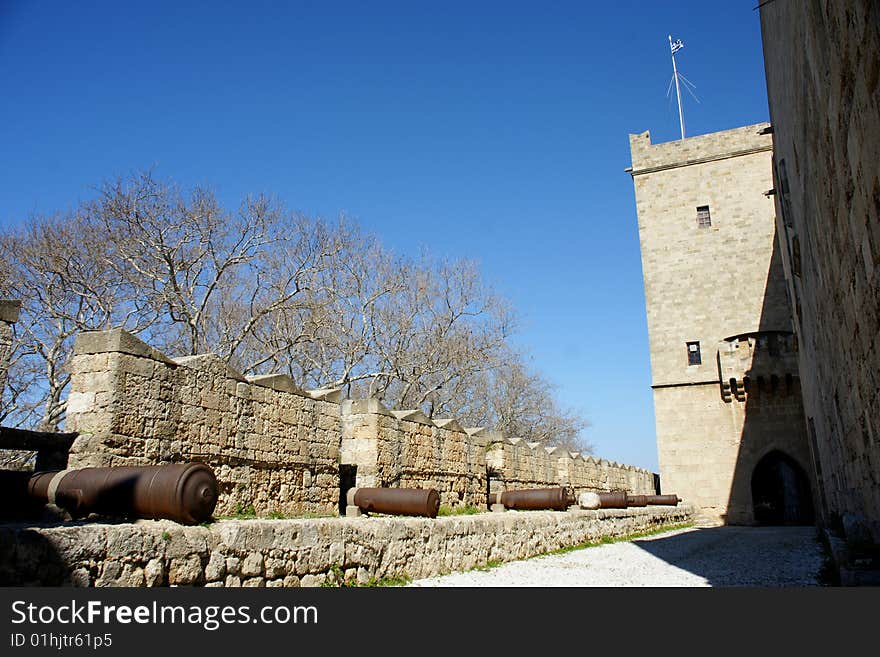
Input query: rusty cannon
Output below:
<box><xmin>645</xmin><ymin>494</ymin><xmax>681</xmax><ymax>506</ymax></box>
<box><xmin>626</xmin><ymin>494</ymin><xmax>648</xmax><ymax>507</ymax></box>
<box><xmin>346</xmin><ymin>487</ymin><xmax>441</xmax><ymax>518</ymax></box>
<box><xmin>0</xmin><ymin>463</ymin><xmax>219</xmax><ymax>525</ymax></box>
<box><xmin>488</xmin><ymin>486</ymin><xmax>571</xmax><ymax>511</ymax></box>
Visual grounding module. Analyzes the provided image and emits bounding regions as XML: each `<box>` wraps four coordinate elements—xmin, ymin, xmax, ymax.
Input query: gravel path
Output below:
<box><xmin>408</xmin><ymin>525</ymin><xmax>824</xmax><ymax>587</ymax></box>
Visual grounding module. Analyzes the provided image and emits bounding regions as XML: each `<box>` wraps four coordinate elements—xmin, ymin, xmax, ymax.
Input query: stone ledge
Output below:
<box><xmin>341</xmin><ymin>398</ymin><xmax>393</xmax><ymax>417</ymax></box>
<box><xmin>246</xmin><ymin>373</ymin><xmax>306</xmax><ymax>396</ymax></box>
<box><xmin>306</xmin><ymin>388</ymin><xmax>343</xmax><ymax>403</ymax></box>
<box><xmin>174</xmin><ymin>354</ymin><xmax>246</xmax><ymax>381</ymax></box>
<box><xmin>73</xmin><ymin>328</ymin><xmax>177</xmax><ymax>366</ymax></box>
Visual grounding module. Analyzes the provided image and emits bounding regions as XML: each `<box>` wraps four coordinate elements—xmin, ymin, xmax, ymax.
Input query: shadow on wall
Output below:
<box><xmin>0</xmin><ymin>524</ymin><xmax>76</xmax><ymax>586</ymax></box>
<box><xmin>723</xmin><ymin>224</ymin><xmax>818</xmax><ymax>526</ymax></box>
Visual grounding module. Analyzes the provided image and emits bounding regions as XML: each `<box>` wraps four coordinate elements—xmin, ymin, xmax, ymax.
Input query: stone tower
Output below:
<box><xmin>628</xmin><ymin>124</ymin><xmax>817</xmax><ymax>524</ymax></box>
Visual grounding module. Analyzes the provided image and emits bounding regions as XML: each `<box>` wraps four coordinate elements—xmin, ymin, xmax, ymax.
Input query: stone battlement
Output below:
<box><xmin>717</xmin><ymin>331</ymin><xmax>800</xmax><ymax>403</ymax></box>
<box><xmin>629</xmin><ymin>123</ymin><xmax>772</xmax><ymax>175</ymax></box>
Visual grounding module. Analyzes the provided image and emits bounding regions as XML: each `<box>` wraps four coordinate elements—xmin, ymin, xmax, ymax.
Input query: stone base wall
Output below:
<box><xmin>0</xmin><ymin>506</ymin><xmax>694</xmax><ymax>587</ymax></box>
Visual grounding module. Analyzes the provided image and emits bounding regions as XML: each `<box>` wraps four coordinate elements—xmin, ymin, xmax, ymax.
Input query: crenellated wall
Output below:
<box><xmin>485</xmin><ymin>438</ymin><xmax>654</xmax><ymax>497</ymax></box>
<box><xmin>339</xmin><ymin>399</ymin><xmax>489</xmax><ymax>508</ymax></box>
<box><xmin>65</xmin><ymin>329</ymin><xmax>657</xmax><ymax>517</ymax></box>
<box><xmin>65</xmin><ymin>329</ymin><xmax>342</xmax><ymax>517</ymax></box>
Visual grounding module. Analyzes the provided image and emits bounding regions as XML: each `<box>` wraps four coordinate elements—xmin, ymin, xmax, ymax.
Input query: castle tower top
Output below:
<box><xmin>628</xmin><ymin>123</ymin><xmax>772</xmax><ymax>176</ymax></box>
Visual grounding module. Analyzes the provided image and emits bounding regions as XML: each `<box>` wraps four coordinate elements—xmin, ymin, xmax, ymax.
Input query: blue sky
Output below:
<box><xmin>0</xmin><ymin>1</ymin><xmax>771</xmax><ymax>471</ymax></box>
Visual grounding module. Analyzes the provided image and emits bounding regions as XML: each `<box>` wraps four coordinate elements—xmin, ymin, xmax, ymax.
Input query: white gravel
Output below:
<box><xmin>408</xmin><ymin>525</ymin><xmax>824</xmax><ymax>587</ymax></box>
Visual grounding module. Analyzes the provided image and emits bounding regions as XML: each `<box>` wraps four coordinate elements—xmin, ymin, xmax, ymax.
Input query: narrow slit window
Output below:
<box><xmin>687</xmin><ymin>341</ymin><xmax>701</xmax><ymax>365</ymax></box>
<box><xmin>696</xmin><ymin>205</ymin><xmax>711</xmax><ymax>228</ymax></box>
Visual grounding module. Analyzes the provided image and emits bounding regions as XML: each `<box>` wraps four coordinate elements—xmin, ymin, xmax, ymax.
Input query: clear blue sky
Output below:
<box><xmin>0</xmin><ymin>1</ymin><xmax>770</xmax><ymax>471</ymax></box>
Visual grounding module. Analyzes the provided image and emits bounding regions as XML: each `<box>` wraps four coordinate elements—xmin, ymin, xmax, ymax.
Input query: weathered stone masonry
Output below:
<box><xmin>65</xmin><ymin>329</ymin><xmax>343</xmax><ymax>517</ymax></box>
<box><xmin>630</xmin><ymin>125</ymin><xmax>816</xmax><ymax>524</ymax></box>
<box><xmin>64</xmin><ymin>329</ymin><xmax>655</xmax><ymax>517</ymax></box>
<box><xmin>0</xmin><ymin>505</ymin><xmax>693</xmax><ymax>587</ymax></box>
<box><xmin>760</xmin><ymin>0</ymin><xmax>880</xmax><ymax>542</ymax></box>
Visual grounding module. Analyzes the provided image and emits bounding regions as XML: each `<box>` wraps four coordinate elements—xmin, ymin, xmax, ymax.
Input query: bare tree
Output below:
<box><xmin>455</xmin><ymin>355</ymin><xmax>594</xmax><ymax>453</ymax></box>
<box><xmin>0</xmin><ymin>211</ymin><xmax>148</xmax><ymax>430</ymax></box>
<box><xmin>1</xmin><ymin>171</ymin><xmax>592</xmax><ymax>450</ymax></box>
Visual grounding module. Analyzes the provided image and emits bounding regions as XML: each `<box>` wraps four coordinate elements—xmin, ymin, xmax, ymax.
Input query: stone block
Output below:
<box><xmin>249</xmin><ymin>374</ymin><xmax>306</xmax><ymax>396</ymax></box>
<box><xmin>168</xmin><ymin>555</ymin><xmax>203</xmax><ymax>585</ymax></box>
<box><xmin>0</xmin><ymin>299</ymin><xmax>22</xmax><ymax>323</ymax></box>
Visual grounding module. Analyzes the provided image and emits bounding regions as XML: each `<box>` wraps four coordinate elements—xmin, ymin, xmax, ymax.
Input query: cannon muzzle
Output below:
<box><xmin>645</xmin><ymin>494</ymin><xmax>681</xmax><ymax>506</ymax></box>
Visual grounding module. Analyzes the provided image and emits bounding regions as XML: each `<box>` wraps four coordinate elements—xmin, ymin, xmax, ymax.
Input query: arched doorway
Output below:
<box><xmin>751</xmin><ymin>450</ymin><xmax>814</xmax><ymax>525</ymax></box>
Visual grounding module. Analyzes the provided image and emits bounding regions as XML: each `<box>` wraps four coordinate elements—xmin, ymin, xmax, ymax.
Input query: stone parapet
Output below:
<box><xmin>64</xmin><ymin>329</ymin><xmax>658</xmax><ymax>519</ymax></box>
<box><xmin>340</xmin><ymin>398</ymin><xmax>487</xmax><ymax>508</ymax></box>
<box><xmin>486</xmin><ymin>439</ymin><xmax>654</xmax><ymax>496</ymax></box>
<box><xmin>629</xmin><ymin>124</ymin><xmax>772</xmax><ymax>175</ymax></box>
<box><xmin>0</xmin><ymin>300</ymin><xmax>21</xmax><ymax>324</ymax></box>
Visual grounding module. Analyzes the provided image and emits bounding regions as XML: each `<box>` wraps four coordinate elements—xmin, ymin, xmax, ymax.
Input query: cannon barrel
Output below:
<box><xmin>626</xmin><ymin>494</ymin><xmax>648</xmax><ymax>507</ymax></box>
<box><xmin>499</xmin><ymin>487</ymin><xmax>569</xmax><ymax>511</ymax></box>
<box><xmin>645</xmin><ymin>494</ymin><xmax>681</xmax><ymax>506</ymax></box>
<box><xmin>13</xmin><ymin>463</ymin><xmax>219</xmax><ymax>525</ymax></box>
<box><xmin>348</xmin><ymin>487</ymin><xmax>440</xmax><ymax>518</ymax></box>
<box><xmin>597</xmin><ymin>491</ymin><xmax>628</xmax><ymax>508</ymax></box>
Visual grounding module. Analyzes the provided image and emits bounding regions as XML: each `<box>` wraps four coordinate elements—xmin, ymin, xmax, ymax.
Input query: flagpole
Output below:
<box><xmin>669</xmin><ymin>34</ymin><xmax>685</xmax><ymax>140</ymax></box>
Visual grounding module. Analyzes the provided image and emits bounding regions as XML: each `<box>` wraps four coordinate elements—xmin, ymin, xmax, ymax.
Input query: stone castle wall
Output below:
<box><xmin>0</xmin><ymin>505</ymin><xmax>693</xmax><ymax>587</ymax></box>
<box><xmin>653</xmin><ymin>378</ymin><xmax>812</xmax><ymax>524</ymax></box>
<box><xmin>485</xmin><ymin>437</ymin><xmax>652</xmax><ymax>496</ymax></box>
<box><xmin>760</xmin><ymin>1</ymin><xmax>880</xmax><ymax>539</ymax></box>
<box><xmin>65</xmin><ymin>329</ymin><xmax>342</xmax><ymax>517</ymax></box>
<box><xmin>63</xmin><ymin>329</ymin><xmax>656</xmax><ymax>517</ymax></box>
<box><xmin>630</xmin><ymin>124</ymin><xmax>815</xmax><ymax>524</ymax></box>
<box><xmin>340</xmin><ymin>399</ymin><xmax>489</xmax><ymax>508</ymax></box>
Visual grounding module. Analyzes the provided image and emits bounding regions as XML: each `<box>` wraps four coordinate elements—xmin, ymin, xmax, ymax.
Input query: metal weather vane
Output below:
<box><xmin>667</xmin><ymin>35</ymin><xmax>700</xmax><ymax>140</ymax></box>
